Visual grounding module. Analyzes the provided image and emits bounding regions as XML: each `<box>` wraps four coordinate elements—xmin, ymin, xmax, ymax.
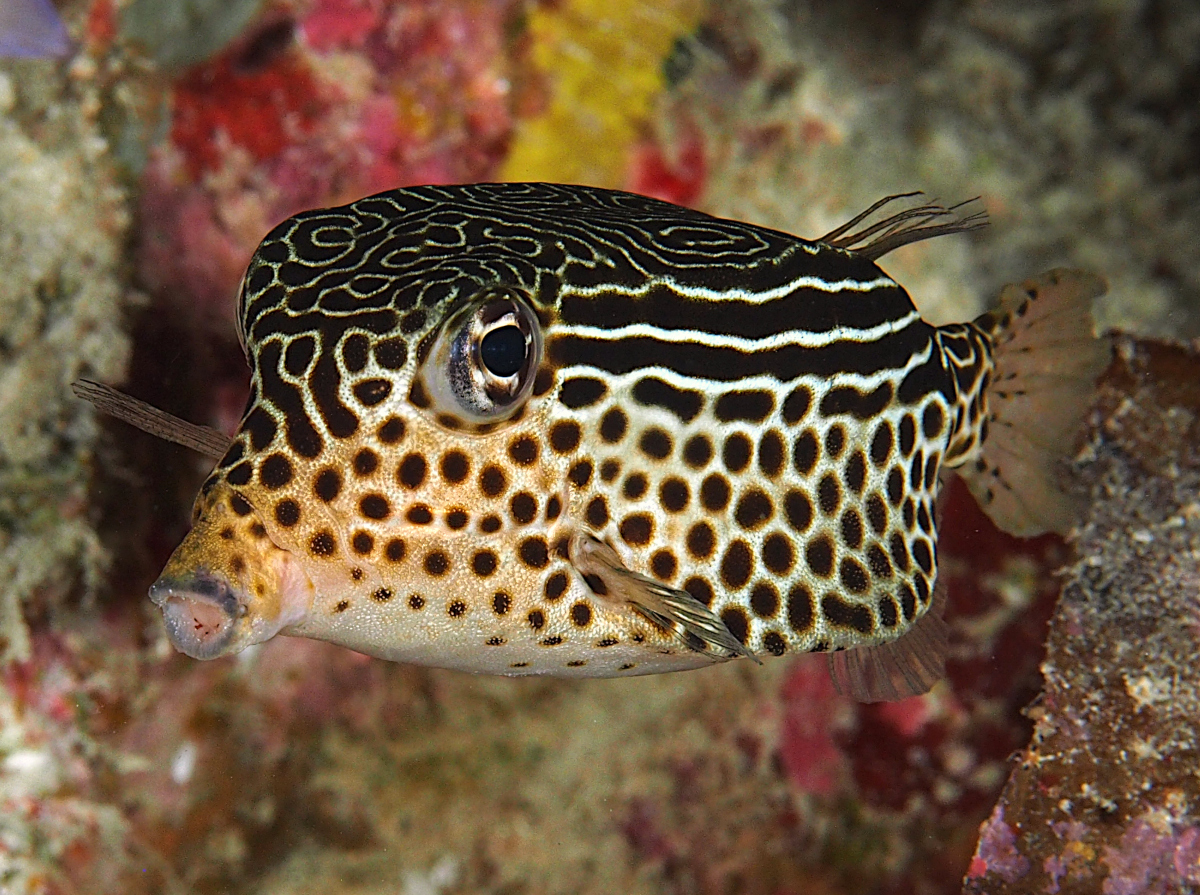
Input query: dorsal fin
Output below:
<box><xmin>820</xmin><ymin>193</ymin><xmax>988</xmax><ymax>261</ymax></box>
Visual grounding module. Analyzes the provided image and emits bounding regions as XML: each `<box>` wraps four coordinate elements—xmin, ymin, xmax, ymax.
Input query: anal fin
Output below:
<box><xmin>572</xmin><ymin>534</ymin><xmax>759</xmax><ymax>663</ymax></box>
<box><xmin>827</xmin><ymin>583</ymin><xmax>949</xmax><ymax>702</ymax></box>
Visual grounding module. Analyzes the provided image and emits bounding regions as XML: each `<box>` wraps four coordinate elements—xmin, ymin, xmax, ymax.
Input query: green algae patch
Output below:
<box><xmin>120</xmin><ymin>0</ymin><xmax>266</xmax><ymax>70</ymax></box>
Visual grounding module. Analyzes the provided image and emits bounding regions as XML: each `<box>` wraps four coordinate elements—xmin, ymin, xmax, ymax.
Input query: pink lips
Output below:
<box><xmin>148</xmin><ymin>572</ymin><xmax>243</xmax><ymax>660</ymax></box>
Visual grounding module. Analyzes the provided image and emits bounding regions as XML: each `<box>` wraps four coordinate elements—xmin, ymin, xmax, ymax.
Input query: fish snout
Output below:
<box><xmin>148</xmin><ymin>572</ymin><xmax>245</xmax><ymax>660</ymax></box>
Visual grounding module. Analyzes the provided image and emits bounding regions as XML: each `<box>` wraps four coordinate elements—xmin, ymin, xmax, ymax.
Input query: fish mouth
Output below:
<box><xmin>148</xmin><ymin>571</ymin><xmax>244</xmax><ymax>660</ymax></box>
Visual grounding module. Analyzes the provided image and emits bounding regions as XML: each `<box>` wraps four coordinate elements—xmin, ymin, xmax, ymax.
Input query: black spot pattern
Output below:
<box><xmin>220</xmin><ymin>183</ymin><xmax>965</xmax><ymax>669</ymax></box>
<box><xmin>758</xmin><ymin>430</ymin><xmax>785</xmax><ymax>479</ymax></box>
<box><xmin>723</xmin><ymin>433</ymin><xmax>752</xmax><ymax>472</ymax></box>
<box><xmin>599</xmin><ymin>408</ymin><xmax>628</xmax><ymax>443</ymax></box>
<box><xmin>559</xmin><ymin>377</ymin><xmax>608</xmax><ymax>408</ymax></box>
<box><xmin>314</xmin><ymin>468</ymin><xmax>341</xmax><ymax>502</ymax></box>
<box><xmin>424</xmin><ymin>551</ymin><xmax>450</xmax><ymax>576</ymax></box>
<box><xmin>397</xmin><ymin>454</ymin><xmax>426</xmax><ymax>489</ymax></box>
<box><xmin>632</xmin><ymin>377</ymin><xmax>704</xmax><ymax>422</ymax></box>
<box><xmin>700</xmin><ymin>474</ymin><xmax>731</xmax><ymax>512</ymax></box>
<box><xmin>639</xmin><ymin>427</ymin><xmax>672</xmax><ymax>459</ymax></box>
<box><xmin>549</xmin><ymin>421</ymin><xmax>582</xmax><ymax>453</ymax></box>
<box><xmin>259</xmin><ymin>454</ymin><xmax>293</xmax><ymax>489</ymax></box>
<box><xmin>659</xmin><ymin>477</ymin><xmax>689</xmax><ymax>512</ymax></box>
<box><xmin>682</xmin><ymin>434</ymin><xmax>712</xmax><ymax>468</ymax></box>
<box><xmin>440</xmin><ymin>450</ymin><xmax>470</xmax><ymax>483</ymax></box>
<box><xmin>784</xmin><ymin>490</ymin><xmax>813</xmax><ymax>532</ymax></box>
<box><xmin>792</xmin><ymin>430</ymin><xmax>818</xmax><ymax>475</ymax></box>
<box><xmin>714</xmin><ymin>390</ymin><xmax>773</xmax><ymax>422</ymax></box>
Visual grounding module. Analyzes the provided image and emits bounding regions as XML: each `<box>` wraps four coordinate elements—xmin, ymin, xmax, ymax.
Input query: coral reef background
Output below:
<box><xmin>0</xmin><ymin>0</ymin><xmax>1197</xmax><ymax>893</ymax></box>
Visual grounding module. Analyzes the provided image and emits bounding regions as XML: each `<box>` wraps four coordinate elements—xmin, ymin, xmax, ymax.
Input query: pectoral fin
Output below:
<box><xmin>571</xmin><ymin>534</ymin><xmax>759</xmax><ymax>663</ymax></box>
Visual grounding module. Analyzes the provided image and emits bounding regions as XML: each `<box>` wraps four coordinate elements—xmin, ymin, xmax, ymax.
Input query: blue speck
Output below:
<box><xmin>0</xmin><ymin>0</ymin><xmax>72</xmax><ymax>59</ymax></box>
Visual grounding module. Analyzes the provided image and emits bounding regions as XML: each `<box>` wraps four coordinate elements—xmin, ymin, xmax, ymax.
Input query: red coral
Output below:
<box><xmin>628</xmin><ymin>126</ymin><xmax>707</xmax><ymax>207</ymax></box>
<box><xmin>936</xmin><ymin>476</ymin><xmax>1064</xmax><ymax>706</ymax></box>
<box><xmin>170</xmin><ymin>53</ymin><xmax>326</xmax><ymax>178</ymax></box>
<box><xmin>85</xmin><ymin>0</ymin><xmax>117</xmax><ymax>49</ymax></box>
<box><xmin>830</xmin><ymin>479</ymin><xmax>1062</xmax><ymax>816</ymax></box>
<box><xmin>843</xmin><ymin>700</ymin><xmax>950</xmax><ymax>811</ymax></box>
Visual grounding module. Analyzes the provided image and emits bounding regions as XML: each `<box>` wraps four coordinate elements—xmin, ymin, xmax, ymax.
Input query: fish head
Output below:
<box><xmin>149</xmin><ymin>482</ymin><xmax>316</xmax><ymax>659</ymax></box>
<box><xmin>151</xmin><ymin>193</ymin><xmax>588</xmax><ymax>666</ymax></box>
<box><xmin>153</xmin><ymin>185</ymin><xmax>764</xmax><ymax>672</ymax></box>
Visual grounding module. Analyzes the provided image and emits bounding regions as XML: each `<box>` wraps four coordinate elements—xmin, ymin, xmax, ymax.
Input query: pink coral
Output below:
<box><xmin>298</xmin><ymin>0</ymin><xmax>381</xmax><ymax>51</ymax></box>
<box><xmin>1101</xmin><ymin>817</ymin><xmax>1199</xmax><ymax>895</ymax></box>
<box><xmin>968</xmin><ymin>805</ymin><xmax>1030</xmax><ymax>884</ymax></box>
<box><xmin>777</xmin><ymin>658</ymin><xmax>851</xmax><ymax>796</ymax></box>
<box><xmin>872</xmin><ymin>692</ymin><xmax>937</xmax><ymax>739</ymax></box>
<box><xmin>137</xmin><ymin>0</ymin><xmax>519</xmax><ymax>339</ymax></box>
<box><xmin>1174</xmin><ymin>827</ymin><xmax>1200</xmax><ymax>884</ymax></box>
<box><xmin>136</xmin><ymin>155</ymin><xmax>260</xmax><ymax>327</ymax></box>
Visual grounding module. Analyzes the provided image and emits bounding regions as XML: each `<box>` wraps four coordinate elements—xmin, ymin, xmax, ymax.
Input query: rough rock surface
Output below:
<box><xmin>964</xmin><ymin>336</ymin><xmax>1200</xmax><ymax>895</ymax></box>
<box><xmin>0</xmin><ymin>56</ymin><xmax>132</xmax><ymax>665</ymax></box>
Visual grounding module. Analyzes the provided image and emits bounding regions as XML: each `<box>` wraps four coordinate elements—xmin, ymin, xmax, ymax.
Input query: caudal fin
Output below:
<box><xmin>962</xmin><ymin>269</ymin><xmax>1109</xmax><ymax>537</ymax></box>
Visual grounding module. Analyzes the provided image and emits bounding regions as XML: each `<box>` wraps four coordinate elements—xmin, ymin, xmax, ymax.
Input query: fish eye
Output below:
<box><xmin>422</xmin><ymin>287</ymin><xmax>542</xmax><ymax>425</ymax></box>
<box><xmin>480</xmin><ymin>325</ymin><xmax>526</xmax><ymax>377</ymax></box>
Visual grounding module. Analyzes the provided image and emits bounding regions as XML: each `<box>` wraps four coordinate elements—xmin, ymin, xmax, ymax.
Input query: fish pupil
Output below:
<box><xmin>480</xmin><ymin>326</ymin><xmax>526</xmax><ymax>377</ymax></box>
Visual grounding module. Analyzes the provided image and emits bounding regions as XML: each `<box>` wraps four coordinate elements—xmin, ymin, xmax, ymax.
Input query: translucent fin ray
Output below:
<box><xmin>72</xmin><ymin>379</ymin><xmax>233</xmax><ymax>460</ymax></box>
<box><xmin>828</xmin><ymin>583</ymin><xmax>949</xmax><ymax>703</ymax></box>
<box><xmin>571</xmin><ymin>534</ymin><xmax>759</xmax><ymax>663</ymax></box>
<box><xmin>820</xmin><ymin>193</ymin><xmax>989</xmax><ymax>261</ymax></box>
<box><xmin>960</xmin><ymin>269</ymin><xmax>1109</xmax><ymax>536</ymax></box>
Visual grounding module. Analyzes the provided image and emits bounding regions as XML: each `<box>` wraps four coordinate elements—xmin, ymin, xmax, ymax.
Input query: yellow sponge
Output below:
<box><xmin>501</xmin><ymin>0</ymin><xmax>703</xmax><ymax>187</ymax></box>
